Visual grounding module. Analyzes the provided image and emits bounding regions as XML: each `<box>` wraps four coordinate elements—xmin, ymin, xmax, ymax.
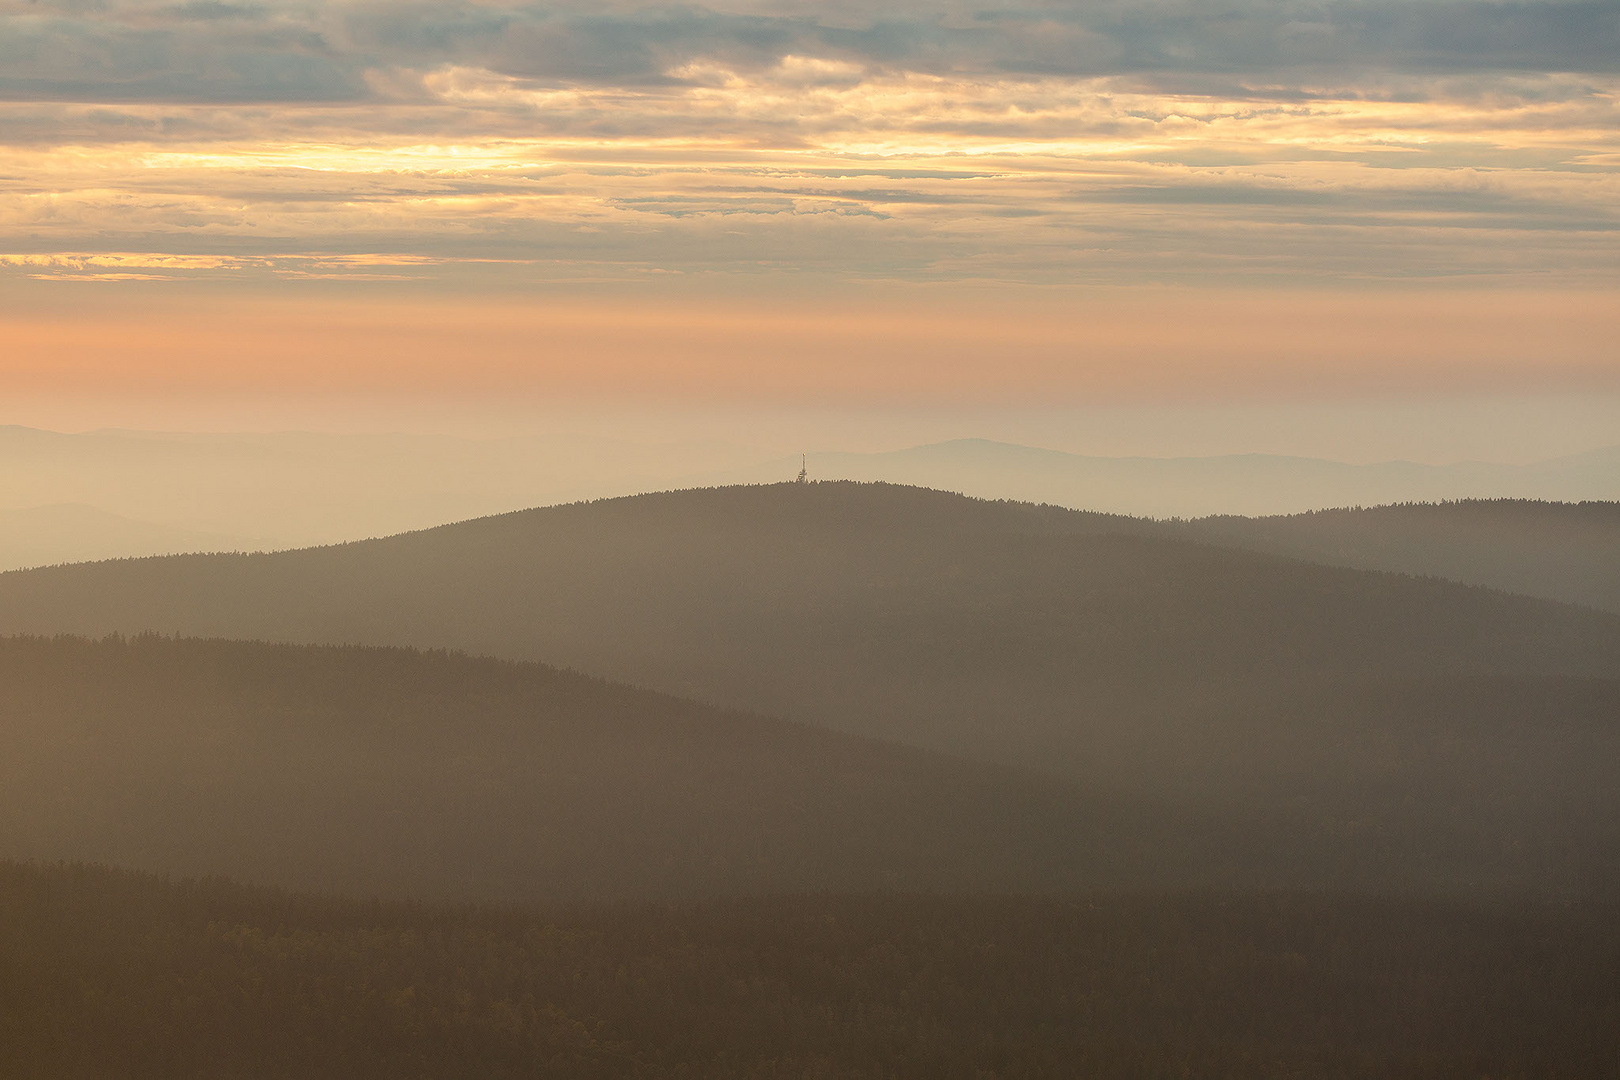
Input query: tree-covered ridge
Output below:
<box><xmin>0</xmin><ymin>482</ymin><xmax>1616</xmax><ymax>790</ymax></box>
<box><xmin>4</xmin><ymin>860</ymin><xmax>1618</xmax><ymax>1080</ymax></box>
<box><xmin>0</xmin><ymin>633</ymin><xmax>1123</xmax><ymax>901</ymax></box>
<box><xmin>3</xmin><ymin>633</ymin><xmax>1619</xmax><ymax>900</ymax></box>
<box><xmin>1184</xmin><ymin>498</ymin><xmax>1620</xmax><ymax>615</ymax></box>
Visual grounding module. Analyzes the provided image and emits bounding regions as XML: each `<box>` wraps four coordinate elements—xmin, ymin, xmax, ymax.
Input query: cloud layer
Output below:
<box><xmin>7</xmin><ymin>0</ymin><xmax>1620</xmax><ymax>101</ymax></box>
<box><xmin>1</xmin><ymin>0</ymin><xmax>1617</xmax><ymax>287</ymax></box>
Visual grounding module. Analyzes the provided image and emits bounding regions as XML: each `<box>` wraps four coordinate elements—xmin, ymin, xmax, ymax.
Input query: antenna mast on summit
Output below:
<box><xmin>796</xmin><ymin>454</ymin><xmax>808</xmax><ymax>484</ymax></box>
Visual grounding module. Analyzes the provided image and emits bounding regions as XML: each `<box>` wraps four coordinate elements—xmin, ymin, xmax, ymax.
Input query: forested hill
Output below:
<box><xmin>5</xmin><ymin>633</ymin><xmax>1619</xmax><ymax>898</ymax></box>
<box><xmin>7</xmin><ymin>860</ymin><xmax>1619</xmax><ymax>1080</ymax></box>
<box><xmin>0</xmin><ymin>482</ymin><xmax>1616</xmax><ymax>786</ymax></box>
<box><xmin>0</xmin><ymin>634</ymin><xmax>1122</xmax><ymax>901</ymax></box>
<box><xmin>1182</xmin><ymin>498</ymin><xmax>1620</xmax><ymax>615</ymax></box>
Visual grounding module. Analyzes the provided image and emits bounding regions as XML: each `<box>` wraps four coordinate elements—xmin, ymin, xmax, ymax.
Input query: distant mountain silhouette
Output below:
<box><xmin>1182</xmin><ymin>499</ymin><xmax>1620</xmax><ymax>615</ymax></box>
<box><xmin>0</xmin><ymin>425</ymin><xmax>768</xmax><ymax>550</ymax></box>
<box><xmin>9</xmin><ymin>427</ymin><xmax>1620</xmax><ymax>569</ymax></box>
<box><xmin>749</xmin><ymin>438</ymin><xmax>1620</xmax><ymax>517</ymax></box>
<box><xmin>0</xmin><ymin>503</ymin><xmax>268</xmax><ymax>572</ymax></box>
<box><xmin>2</xmin><ymin>483</ymin><xmax>1619</xmax><ymax>896</ymax></box>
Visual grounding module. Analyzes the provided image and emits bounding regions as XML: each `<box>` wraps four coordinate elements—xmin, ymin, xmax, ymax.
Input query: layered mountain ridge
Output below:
<box><xmin>2</xmin><ymin>482</ymin><xmax>1617</xmax><ymax>897</ymax></box>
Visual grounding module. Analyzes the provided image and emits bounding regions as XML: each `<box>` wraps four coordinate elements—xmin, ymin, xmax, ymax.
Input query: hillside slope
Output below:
<box><xmin>1</xmin><ymin>483</ymin><xmax>1616</xmax><ymax>796</ymax></box>
<box><xmin>0</xmin><ymin>634</ymin><xmax>1123</xmax><ymax>901</ymax></box>
<box><xmin>1183</xmin><ymin>499</ymin><xmax>1620</xmax><ymax>615</ymax></box>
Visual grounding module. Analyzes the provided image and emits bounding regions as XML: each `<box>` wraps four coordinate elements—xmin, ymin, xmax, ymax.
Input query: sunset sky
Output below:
<box><xmin>3</xmin><ymin>0</ymin><xmax>1618</xmax><ymax>457</ymax></box>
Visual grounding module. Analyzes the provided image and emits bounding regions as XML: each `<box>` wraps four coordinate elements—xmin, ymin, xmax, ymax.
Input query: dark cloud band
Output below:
<box><xmin>0</xmin><ymin>0</ymin><xmax>1616</xmax><ymax>104</ymax></box>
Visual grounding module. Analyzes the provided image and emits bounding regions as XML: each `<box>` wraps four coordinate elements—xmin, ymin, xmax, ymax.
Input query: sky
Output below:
<box><xmin>2</xmin><ymin>0</ymin><xmax>1618</xmax><ymax>459</ymax></box>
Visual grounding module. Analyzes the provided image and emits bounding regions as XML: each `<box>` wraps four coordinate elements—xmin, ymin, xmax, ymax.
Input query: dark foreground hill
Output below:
<box><xmin>1</xmin><ymin>483</ymin><xmax>1617</xmax><ymax>793</ymax></box>
<box><xmin>0</xmin><ymin>635</ymin><xmax>1124</xmax><ymax>901</ymax></box>
<box><xmin>5</xmin><ymin>860</ymin><xmax>1619</xmax><ymax>1080</ymax></box>
<box><xmin>1183</xmin><ymin>498</ymin><xmax>1620</xmax><ymax>615</ymax></box>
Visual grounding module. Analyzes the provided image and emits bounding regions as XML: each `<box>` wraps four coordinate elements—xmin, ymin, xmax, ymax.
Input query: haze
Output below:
<box><xmin>4</xmin><ymin>2</ymin><xmax>1620</xmax><ymax>1075</ymax></box>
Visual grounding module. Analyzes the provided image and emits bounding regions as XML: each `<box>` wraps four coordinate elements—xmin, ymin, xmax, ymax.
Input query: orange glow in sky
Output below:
<box><xmin>3</xmin><ymin>287</ymin><xmax>1616</xmax><ymax>404</ymax></box>
<box><xmin>1</xmin><ymin>0</ymin><xmax>1617</xmax><ymax>438</ymax></box>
